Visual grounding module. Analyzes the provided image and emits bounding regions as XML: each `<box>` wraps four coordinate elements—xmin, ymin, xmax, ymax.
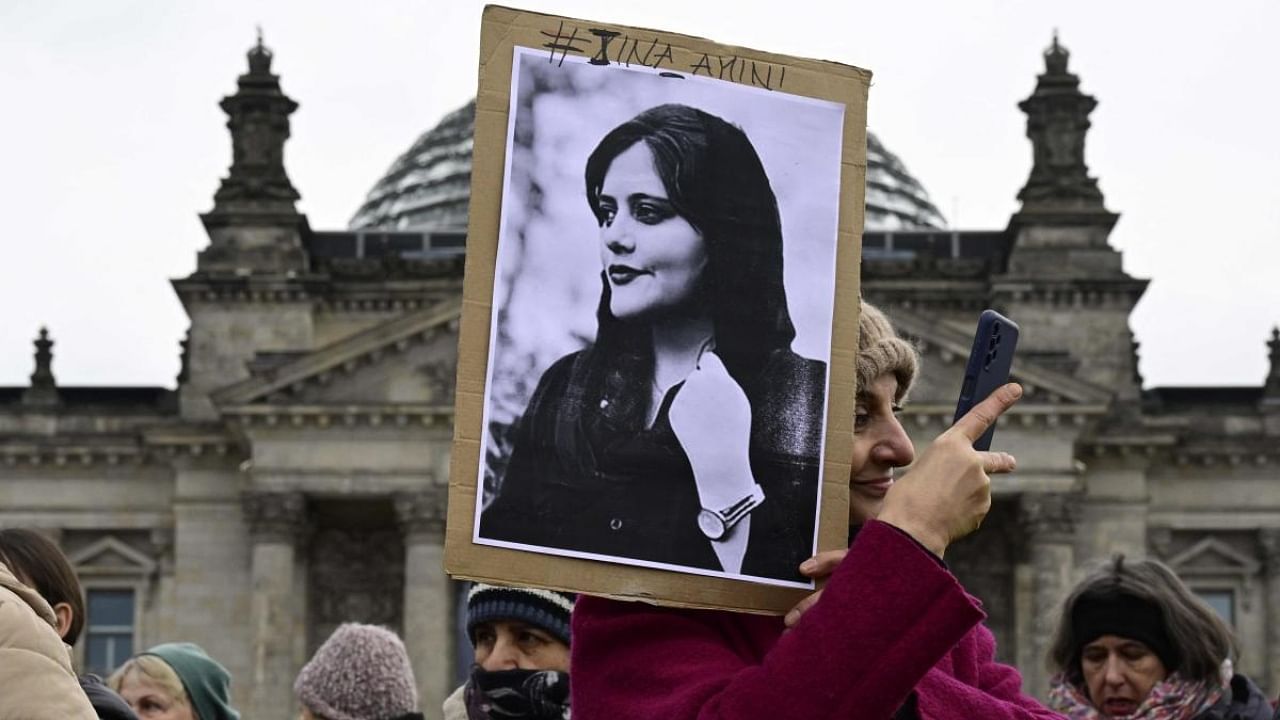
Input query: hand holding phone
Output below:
<box><xmin>953</xmin><ymin>310</ymin><xmax>1019</xmax><ymax>451</ymax></box>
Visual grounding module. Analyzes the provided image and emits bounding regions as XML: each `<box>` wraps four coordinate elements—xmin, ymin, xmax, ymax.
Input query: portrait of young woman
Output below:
<box><xmin>474</xmin><ymin>48</ymin><xmax>846</xmax><ymax>586</ymax></box>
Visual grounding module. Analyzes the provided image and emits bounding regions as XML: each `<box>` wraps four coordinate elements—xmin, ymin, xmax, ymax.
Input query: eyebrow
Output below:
<box><xmin>597</xmin><ymin>192</ymin><xmax>670</xmax><ymax>204</ymax></box>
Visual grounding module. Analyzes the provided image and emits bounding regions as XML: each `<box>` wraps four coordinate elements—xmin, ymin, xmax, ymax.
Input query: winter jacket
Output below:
<box><xmin>481</xmin><ymin>347</ymin><xmax>825</xmax><ymax>582</ymax></box>
<box><xmin>0</xmin><ymin>560</ymin><xmax>97</xmax><ymax>720</ymax></box>
<box><xmin>1196</xmin><ymin>673</ymin><xmax>1276</xmax><ymax>720</ymax></box>
<box><xmin>444</xmin><ymin>685</ymin><xmax>468</xmax><ymax>720</ymax></box>
<box><xmin>80</xmin><ymin>673</ymin><xmax>139</xmax><ymax>720</ymax></box>
<box><xmin>571</xmin><ymin>520</ymin><xmax>1064</xmax><ymax>720</ymax></box>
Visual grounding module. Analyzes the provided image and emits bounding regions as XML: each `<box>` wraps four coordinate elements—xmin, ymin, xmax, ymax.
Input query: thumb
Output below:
<box><xmin>951</xmin><ymin>383</ymin><xmax>1022</xmax><ymax>444</ymax></box>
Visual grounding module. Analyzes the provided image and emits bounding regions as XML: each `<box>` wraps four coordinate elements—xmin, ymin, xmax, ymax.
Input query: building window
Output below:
<box><xmin>85</xmin><ymin>588</ymin><xmax>135</xmax><ymax>676</ymax></box>
<box><xmin>1195</xmin><ymin>589</ymin><xmax>1235</xmax><ymax>627</ymax></box>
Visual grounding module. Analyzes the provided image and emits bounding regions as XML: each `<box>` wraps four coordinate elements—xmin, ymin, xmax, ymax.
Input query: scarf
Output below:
<box><xmin>1048</xmin><ymin>672</ymin><xmax>1224</xmax><ymax>720</ymax></box>
<box><xmin>463</xmin><ymin>666</ymin><xmax>571</xmax><ymax>720</ymax></box>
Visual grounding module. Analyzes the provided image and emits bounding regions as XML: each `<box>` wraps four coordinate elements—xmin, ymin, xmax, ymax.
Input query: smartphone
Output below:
<box><xmin>953</xmin><ymin>309</ymin><xmax>1019</xmax><ymax>451</ymax></box>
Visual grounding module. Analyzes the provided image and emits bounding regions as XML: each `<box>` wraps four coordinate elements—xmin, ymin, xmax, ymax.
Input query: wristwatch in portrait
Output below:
<box><xmin>697</xmin><ymin>484</ymin><xmax>766</xmax><ymax>540</ymax></box>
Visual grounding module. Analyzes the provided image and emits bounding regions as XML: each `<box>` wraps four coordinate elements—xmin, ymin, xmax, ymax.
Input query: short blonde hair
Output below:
<box><xmin>107</xmin><ymin>654</ymin><xmax>191</xmax><ymax>709</ymax></box>
<box><xmin>857</xmin><ymin>300</ymin><xmax>919</xmax><ymax>402</ymax></box>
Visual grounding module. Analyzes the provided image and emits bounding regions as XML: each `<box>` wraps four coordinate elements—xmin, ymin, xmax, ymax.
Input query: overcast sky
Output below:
<box><xmin>2</xmin><ymin>0</ymin><xmax>1277</xmax><ymax>389</ymax></box>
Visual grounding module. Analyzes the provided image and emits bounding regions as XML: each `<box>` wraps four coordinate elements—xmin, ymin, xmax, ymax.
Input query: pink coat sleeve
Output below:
<box><xmin>915</xmin><ymin>623</ymin><xmax>1065</xmax><ymax>719</ymax></box>
<box><xmin>571</xmin><ymin>520</ymin><xmax>992</xmax><ymax>719</ymax></box>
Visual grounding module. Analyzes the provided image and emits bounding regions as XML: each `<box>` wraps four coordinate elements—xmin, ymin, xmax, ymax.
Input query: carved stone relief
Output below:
<box><xmin>306</xmin><ymin>523</ymin><xmax>405</xmax><ymax>654</ymax></box>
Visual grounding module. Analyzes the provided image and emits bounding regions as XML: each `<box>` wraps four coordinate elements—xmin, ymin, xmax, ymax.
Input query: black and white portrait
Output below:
<box><xmin>473</xmin><ymin>47</ymin><xmax>845</xmax><ymax>587</ymax></box>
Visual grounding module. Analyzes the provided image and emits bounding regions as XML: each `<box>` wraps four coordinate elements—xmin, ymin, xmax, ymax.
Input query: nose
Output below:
<box><xmin>1103</xmin><ymin>656</ymin><xmax>1125</xmax><ymax>686</ymax></box>
<box><xmin>480</xmin><ymin>636</ymin><xmax>521</xmax><ymax>671</ymax></box>
<box><xmin>870</xmin><ymin>414</ymin><xmax>915</xmax><ymax>468</ymax></box>
<box><xmin>602</xmin><ymin>215</ymin><xmax>635</xmax><ymax>255</ymax></box>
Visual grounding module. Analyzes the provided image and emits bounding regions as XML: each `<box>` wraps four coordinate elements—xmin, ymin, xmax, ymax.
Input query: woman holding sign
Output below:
<box><xmin>480</xmin><ymin>103</ymin><xmax>825</xmax><ymax>583</ymax></box>
<box><xmin>571</xmin><ymin>302</ymin><xmax>1061</xmax><ymax>719</ymax></box>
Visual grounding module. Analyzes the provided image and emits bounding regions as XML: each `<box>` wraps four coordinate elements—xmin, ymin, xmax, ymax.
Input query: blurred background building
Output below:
<box><xmin>1</xmin><ymin>34</ymin><xmax>1278</xmax><ymax>717</ymax></box>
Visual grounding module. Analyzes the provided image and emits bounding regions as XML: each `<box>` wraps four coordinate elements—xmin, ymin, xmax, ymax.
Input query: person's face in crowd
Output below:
<box><xmin>598</xmin><ymin>142</ymin><xmax>708</xmax><ymax>321</ymax></box>
<box><xmin>1081</xmin><ymin>634</ymin><xmax>1169</xmax><ymax>717</ymax></box>
<box><xmin>849</xmin><ymin>373</ymin><xmax>915</xmax><ymax>524</ymax></box>
<box><xmin>473</xmin><ymin>619</ymin><xmax>570</xmax><ymax>672</ymax></box>
<box><xmin>115</xmin><ymin>670</ymin><xmax>196</xmax><ymax>720</ymax></box>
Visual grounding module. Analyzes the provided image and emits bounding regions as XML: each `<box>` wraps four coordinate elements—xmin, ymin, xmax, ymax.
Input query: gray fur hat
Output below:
<box><xmin>293</xmin><ymin>623</ymin><xmax>418</xmax><ymax>720</ymax></box>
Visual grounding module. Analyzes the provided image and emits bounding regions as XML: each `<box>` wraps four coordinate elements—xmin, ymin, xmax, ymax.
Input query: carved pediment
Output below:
<box><xmin>1166</xmin><ymin>537</ymin><xmax>1261</xmax><ymax>578</ymax></box>
<box><xmin>886</xmin><ymin>307</ymin><xmax>1113</xmax><ymax>408</ymax></box>
<box><xmin>67</xmin><ymin>536</ymin><xmax>157</xmax><ymax>578</ymax></box>
<box><xmin>213</xmin><ymin>297</ymin><xmax>460</xmax><ymax>408</ymax></box>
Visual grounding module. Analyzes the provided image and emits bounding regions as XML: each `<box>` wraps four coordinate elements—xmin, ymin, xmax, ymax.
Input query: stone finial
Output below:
<box><xmin>22</xmin><ymin>327</ymin><xmax>61</xmax><ymax>407</ymax></box>
<box><xmin>248</xmin><ymin>26</ymin><xmax>272</xmax><ymax>75</ymax></box>
<box><xmin>1044</xmin><ymin>30</ymin><xmax>1069</xmax><ymax>75</ymax></box>
<box><xmin>197</xmin><ymin>35</ymin><xmax>307</xmax><ymax>274</ymax></box>
<box><xmin>1015</xmin><ymin>32</ymin><xmax>1107</xmax><ymax>214</ymax></box>
<box><xmin>1264</xmin><ymin>326</ymin><xmax>1280</xmax><ymax>401</ymax></box>
<box><xmin>176</xmin><ymin>330</ymin><xmax>191</xmax><ymax>386</ymax></box>
<box><xmin>209</xmin><ymin>35</ymin><xmax>299</xmax><ymax>213</ymax></box>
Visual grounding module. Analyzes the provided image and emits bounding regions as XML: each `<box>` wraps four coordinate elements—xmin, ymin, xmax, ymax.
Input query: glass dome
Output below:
<box><xmin>349</xmin><ymin>101</ymin><xmax>946</xmax><ymax>232</ymax></box>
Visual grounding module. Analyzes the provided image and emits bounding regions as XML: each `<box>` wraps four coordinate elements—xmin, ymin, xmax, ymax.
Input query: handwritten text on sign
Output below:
<box><xmin>541</xmin><ymin>21</ymin><xmax>788</xmax><ymax>91</ymax></box>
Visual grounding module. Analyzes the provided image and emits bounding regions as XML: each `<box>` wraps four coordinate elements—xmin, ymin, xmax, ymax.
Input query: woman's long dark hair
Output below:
<box><xmin>580</xmin><ymin>103</ymin><xmax>795</xmax><ymax>429</ymax></box>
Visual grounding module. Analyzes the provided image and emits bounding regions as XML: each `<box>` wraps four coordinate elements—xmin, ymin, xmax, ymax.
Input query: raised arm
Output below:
<box><xmin>572</xmin><ymin>521</ymin><xmax>982</xmax><ymax>719</ymax></box>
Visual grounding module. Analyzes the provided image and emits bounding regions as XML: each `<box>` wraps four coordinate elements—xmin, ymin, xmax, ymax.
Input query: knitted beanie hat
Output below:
<box><xmin>1070</xmin><ymin>589</ymin><xmax>1180</xmax><ymax>674</ymax></box>
<box><xmin>857</xmin><ymin>300</ymin><xmax>918</xmax><ymax>402</ymax></box>
<box><xmin>466</xmin><ymin>584</ymin><xmax>575</xmax><ymax>647</ymax></box>
<box><xmin>293</xmin><ymin>623</ymin><xmax>418</xmax><ymax>720</ymax></box>
<box><xmin>140</xmin><ymin>643</ymin><xmax>240</xmax><ymax>720</ymax></box>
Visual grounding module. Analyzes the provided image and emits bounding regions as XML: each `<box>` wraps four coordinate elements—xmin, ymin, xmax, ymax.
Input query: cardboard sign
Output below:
<box><xmin>446</xmin><ymin>4</ymin><xmax>868</xmax><ymax>614</ymax></box>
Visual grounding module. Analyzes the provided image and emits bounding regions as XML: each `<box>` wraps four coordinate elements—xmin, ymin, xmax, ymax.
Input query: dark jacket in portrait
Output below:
<box><xmin>479</xmin><ymin>345</ymin><xmax>825</xmax><ymax>583</ymax></box>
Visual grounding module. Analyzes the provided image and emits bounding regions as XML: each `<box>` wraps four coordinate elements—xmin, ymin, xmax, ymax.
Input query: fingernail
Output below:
<box><xmin>784</xmin><ymin>610</ymin><xmax>798</xmax><ymax>626</ymax></box>
<box><xmin>799</xmin><ymin>559</ymin><xmax>816</xmax><ymax>573</ymax></box>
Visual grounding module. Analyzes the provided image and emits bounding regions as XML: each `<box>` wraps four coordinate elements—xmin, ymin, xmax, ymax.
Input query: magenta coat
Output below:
<box><xmin>571</xmin><ymin>520</ymin><xmax>1064</xmax><ymax>719</ymax></box>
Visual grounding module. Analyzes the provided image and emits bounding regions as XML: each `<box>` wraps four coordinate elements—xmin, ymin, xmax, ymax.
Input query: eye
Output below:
<box><xmin>854</xmin><ymin>407</ymin><xmax>870</xmax><ymax>432</ymax></box>
<box><xmin>474</xmin><ymin>626</ymin><xmax>496</xmax><ymax>649</ymax></box>
<box><xmin>517</xmin><ymin>629</ymin><xmax>551</xmax><ymax>651</ymax></box>
<box><xmin>891</xmin><ymin>404</ymin><xmax>904</xmax><ymax>415</ymax></box>
<box><xmin>1120</xmin><ymin>645</ymin><xmax>1152</xmax><ymax>662</ymax></box>
<box><xmin>596</xmin><ymin>198</ymin><xmax>617</xmax><ymax>227</ymax></box>
<box><xmin>631</xmin><ymin>199</ymin><xmax>675</xmax><ymax>225</ymax></box>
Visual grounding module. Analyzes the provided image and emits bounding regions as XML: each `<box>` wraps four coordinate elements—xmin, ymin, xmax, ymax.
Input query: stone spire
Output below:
<box><xmin>997</xmin><ymin>35</ymin><xmax>1146</xmax><ymax>401</ymax></box>
<box><xmin>1014</xmin><ymin>32</ymin><xmax>1111</xmax><ymax>221</ymax></box>
<box><xmin>1264</xmin><ymin>327</ymin><xmax>1280</xmax><ymax>401</ymax></box>
<box><xmin>22</xmin><ymin>327</ymin><xmax>61</xmax><ymax>407</ymax></box>
<box><xmin>198</xmin><ymin>31</ymin><xmax>308</xmax><ymax>274</ymax></box>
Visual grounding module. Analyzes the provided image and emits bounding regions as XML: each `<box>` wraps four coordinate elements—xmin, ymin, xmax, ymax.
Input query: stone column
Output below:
<box><xmin>395</xmin><ymin>487</ymin><xmax>452</xmax><ymax>713</ymax></box>
<box><xmin>1018</xmin><ymin>492</ymin><xmax>1079</xmax><ymax>700</ymax></box>
<box><xmin>1259</xmin><ymin>530</ymin><xmax>1280</xmax><ymax>693</ymax></box>
<box><xmin>242</xmin><ymin>491</ymin><xmax>307</xmax><ymax>720</ymax></box>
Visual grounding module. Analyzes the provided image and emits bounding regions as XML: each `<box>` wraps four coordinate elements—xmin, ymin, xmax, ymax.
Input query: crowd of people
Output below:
<box><xmin>3</xmin><ymin>301</ymin><xmax>1280</xmax><ymax>720</ymax></box>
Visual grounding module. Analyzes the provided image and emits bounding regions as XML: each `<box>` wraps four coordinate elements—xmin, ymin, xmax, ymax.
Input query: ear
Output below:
<box><xmin>52</xmin><ymin>602</ymin><xmax>74</xmax><ymax>640</ymax></box>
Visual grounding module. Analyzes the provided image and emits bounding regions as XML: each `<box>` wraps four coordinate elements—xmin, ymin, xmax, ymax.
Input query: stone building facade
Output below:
<box><xmin>1</xmin><ymin>35</ymin><xmax>1278</xmax><ymax>717</ymax></box>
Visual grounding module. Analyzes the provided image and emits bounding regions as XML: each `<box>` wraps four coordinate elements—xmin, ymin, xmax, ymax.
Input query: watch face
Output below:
<box><xmin>697</xmin><ymin>509</ymin><xmax>725</xmax><ymax>540</ymax></box>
